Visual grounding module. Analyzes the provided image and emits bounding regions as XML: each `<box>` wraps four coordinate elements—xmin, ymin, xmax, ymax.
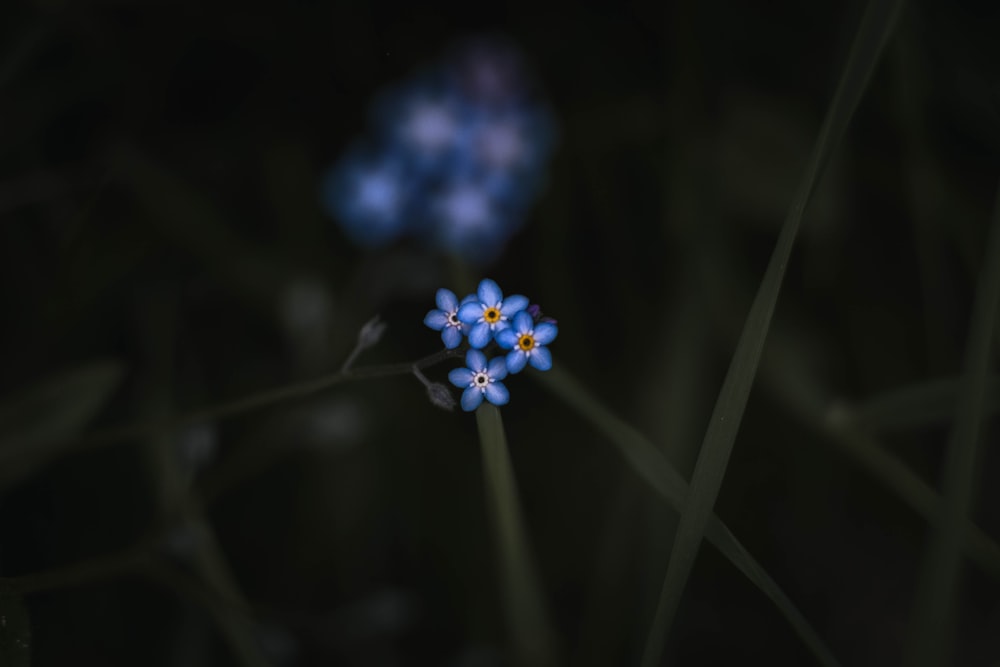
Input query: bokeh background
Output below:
<box><xmin>1</xmin><ymin>0</ymin><xmax>999</xmax><ymax>665</ymax></box>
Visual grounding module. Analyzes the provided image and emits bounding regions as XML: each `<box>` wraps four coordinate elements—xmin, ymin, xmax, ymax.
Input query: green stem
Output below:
<box><xmin>71</xmin><ymin>348</ymin><xmax>463</xmax><ymax>452</ymax></box>
<box><xmin>475</xmin><ymin>404</ymin><xmax>560</xmax><ymax>667</ymax></box>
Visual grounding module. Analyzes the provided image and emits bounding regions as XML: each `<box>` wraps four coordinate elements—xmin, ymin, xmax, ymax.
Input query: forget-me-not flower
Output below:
<box><xmin>497</xmin><ymin>310</ymin><xmax>558</xmax><ymax>373</ymax></box>
<box><xmin>448</xmin><ymin>349</ymin><xmax>510</xmax><ymax>411</ymax></box>
<box><xmin>457</xmin><ymin>278</ymin><xmax>529</xmax><ymax>348</ymax></box>
<box><xmin>423</xmin><ymin>288</ymin><xmax>475</xmax><ymax>349</ymax></box>
<box><xmin>321</xmin><ymin>149</ymin><xmax>412</xmax><ymax>247</ymax></box>
<box><xmin>320</xmin><ymin>40</ymin><xmax>556</xmax><ymax>265</ymax></box>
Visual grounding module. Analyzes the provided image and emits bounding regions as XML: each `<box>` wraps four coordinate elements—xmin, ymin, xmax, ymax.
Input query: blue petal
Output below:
<box><xmin>458</xmin><ymin>302</ymin><xmax>484</xmax><ymax>324</ymax></box>
<box><xmin>533</xmin><ymin>322</ymin><xmax>558</xmax><ymax>345</ymax></box>
<box><xmin>484</xmin><ymin>381</ymin><xmax>510</xmax><ymax>406</ymax></box>
<box><xmin>529</xmin><ymin>346</ymin><xmax>552</xmax><ymax>371</ymax></box>
<box><xmin>466</xmin><ymin>349</ymin><xmax>488</xmax><ymax>371</ymax></box>
<box><xmin>423</xmin><ymin>310</ymin><xmax>449</xmax><ymax>331</ymax></box>
<box><xmin>511</xmin><ymin>310</ymin><xmax>533</xmax><ymax>334</ymax></box>
<box><xmin>496</xmin><ymin>328</ymin><xmax>519</xmax><ymax>349</ymax></box>
<box><xmin>468</xmin><ymin>322</ymin><xmax>492</xmax><ymax>349</ymax></box>
<box><xmin>477</xmin><ymin>278</ymin><xmax>503</xmax><ymax>307</ymax></box>
<box><xmin>505</xmin><ymin>350</ymin><xmax>528</xmax><ymax>374</ymax></box>
<box><xmin>436</xmin><ymin>288</ymin><xmax>458</xmax><ymax>312</ymax></box>
<box><xmin>441</xmin><ymin>326</ymin><xmax>463</xmax><ymax>349</ymax></box>
<box><xmin>460</xmin><ymin>293</ymin><xmax>478</xmax><ymax>305</ymax></box>
<box><xmin>501</xmin><ymin>295</ymin><xmax>529</xmax><ymax>317</ymax></box>
<box><xmin>449</xmin><ymin>368</ymin><xmax>475</xmax><ymax>387</ymax></box>
<box><xmin>487</xmin><ymin>356</ymin><xmax>509</xmax><ymax>380</ymax></box>
<box><xmin>461</xmin><ymin>387</ymin><xmax>484</xmax><ymax>411</ymax></box>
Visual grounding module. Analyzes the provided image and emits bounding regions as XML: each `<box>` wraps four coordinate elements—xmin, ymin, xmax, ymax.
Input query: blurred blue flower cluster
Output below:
<box><xmin>321</xmin><ymin>40</ymin><xmax>556</xmax><ymax>264</ymax></box>
<box><xmin>426</xmin><ymin>278</ymin><xmax>558</xmax><ymax>411</ymax></box>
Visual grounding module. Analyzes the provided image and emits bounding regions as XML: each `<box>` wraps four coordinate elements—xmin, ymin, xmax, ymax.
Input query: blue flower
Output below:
<box><xmin>423</xmin><ymin>288</ymin><xmax>475</xmax><ymax>349</ymax></box>
<box><xmin>321</xmin><ymin>148</ymin><xmax>413</xmax><ymax>247</ymax></box>
<box><xmin>496</xmin><ymin>310</ymin><xmax>558</xmax><ymax>373</ymax></box>
<box><xmin>448</xmin><ymin>349</ymin><xmax>510</xmax><ymax>411</ymax></box>
<box><xmin>375</xmin><ymin>82</ymin><xmax>463</xmax><ymax>174</ymax></box>
<box><xmin>428</xmin><ymin>181</ymin><xmax>514</xmax><ymax>263</ymax></box>
<box><xmin>457</xmin><ymin>278</ymin><xmax>529</xmax><ymax>348</ymax></box>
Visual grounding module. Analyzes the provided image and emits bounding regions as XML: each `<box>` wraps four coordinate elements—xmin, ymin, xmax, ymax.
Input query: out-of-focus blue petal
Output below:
<box><xmin>484</xmin><ymin>381</ymin><xmax>509</xmax><ymax>406</ymax></box>
<box><xmin>505</xmin><ymin>350</ymin><xmax>528</xmax><ymax>374</ymax></box>
<box><xmin>441</xmin><ymin>326</ymin><xmax>463</xmax><ymax>349</ymax></box>
<box><xmin>501</xmin><ymin>294</ymin><xmax>529</xmax><ymax>317</ymax></box>
<box><xmin>321</xmin><ymin>148</ymin><xmax>413</xmax><ymax>248</ymax></box>
<box><xmin>436</xmin><ymin>288</ymin><xmax>459</xmax><ymax>312</ymax></box>
<box><xmin>533</xmin><ymin>322</ymin><xmax>558</xmax><ymax>345</ymax></box>
<box><xmin>449</xmin><ymin>368</ymin><xmax>475</xmax><ymax>387</ymax></box>
<box><xmin>460</xmin><ymin>293</ymin><xmax>478</xmax><ymax>305</ymax></box>
<box><xmin>477</xmin><ymin>279</ymin><xmax>503</xmax><ymax>307</ymax></box>
<box><xmin>458</xmin><ymin>302</ymin><xmax>484</xmax><ymax>324</ymax></box>
<box><xmin>466</xmin><ymin>349</ymin><xmax>488</xmax><ymax>371</ymax></box>
<box><xmin>529</xmin><ymin>346</ymin><xmax>552</xmax><ymax>371</ymax></box>
<box><xmin>461</xmin><ymin>387</ymin><xmax>485</xmax><ymax>411</ymax></box>
<box><xmin>511</xmin><ymin>309</ymin><xmax>533</xmax><ymax>333</ymax></box>
<box><xmin>496</xmin><ymin>328</ymin><xmax>519</xmax><ymax>350</ymax></box>
<box><xmin>487</xmin><ymin>356</ymin><xmax>508</xmax><ymax>380</ymax></box>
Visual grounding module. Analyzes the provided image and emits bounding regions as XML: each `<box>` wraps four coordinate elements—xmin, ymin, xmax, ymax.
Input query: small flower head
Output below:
<box><xmin>426</xmin><ymin>382</ymin><xmax>457</xmax><ymax>411</ymax></box>
<box><xmin>497</xmin><ymin>310</ymin><xmax>558</xmax><ymax>374</ymax></box>
<box><xmin>457</xmin><ymin>278</ymin><xmax>529</xmax><ymax>348</ymax></box>
<box><xmin>448</xmin><ymin>349</ymin><xmax>510</xmax><ymax>411</ymax></box>
<box><xmin>423</xmin><ymin>288</ymin><xmax>476</xmax><ymax>349</ymax></box>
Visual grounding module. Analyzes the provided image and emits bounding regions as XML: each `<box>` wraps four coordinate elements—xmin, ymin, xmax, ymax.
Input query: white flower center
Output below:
<box><xmin>472</xmin><ymin>372</ymin><xmax>490</xmax><ymax>389</ymax></box>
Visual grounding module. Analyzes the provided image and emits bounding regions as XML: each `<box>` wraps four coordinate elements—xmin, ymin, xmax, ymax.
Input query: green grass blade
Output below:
<box><xmin>535</xmin><ymin>367</ymin><xmax>840</xmax><ymax>667</ymax></box>
<box><xmin>842</xmin><ymin>376</ymin><xmax>1000</xmax><ymax>433</ymax></box>
<box><xmin>905</xmin><ymin>182</ymin><xmax>1000</xmax><ymax>667</ymax></box>
<box><xmin>754</xmin><ymin>350</ymin><xmax>1000</xmax><ymax>585</ymax></box>
<box><xmin>475</xmin><ymin>404</ymin><xmax>559</xmax><ymax>667</ymax></box>
<box><xmin>826</xmin><ymin>416</ymin><xmax>1000</xmax><ymax>583</ymax></box>
<box><xmin>0</xmin><ymin>360</ymin><xmax>125</xmax><ymax>491</ymax></box>
<box><xmin>640</xmin><ymin>1</ymin><xmax>903</xmax><ymax>663</ymax></box>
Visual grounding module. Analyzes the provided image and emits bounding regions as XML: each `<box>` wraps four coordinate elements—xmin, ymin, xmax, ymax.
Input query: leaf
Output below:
<box><xmin>0</xmin><ymin>360</ymin><xmax>124</xmax><ymax>489</ymax></box>
<box><xmin>905</xmin><ymin>182</ymin><xmax>1000</xmax><ymax>667</ymax></box>
<box><xmin>475</xmin><ymin>404</ymin><xmax>559</xmax><ymax>667</ymax></box>
<box><xmin>641</xmin><ymin>0</ymin><xmax>903</xmax><ymax>664</ymax></box>
<box><xmin>844</xmin><ymin>376</ymin><xmax>1000</xmax><ymax>433</ymax></box>
<box><xmin>535</xmin><ymin>368</ymin><xmax>840</xmax><ymax>666</ymax></box>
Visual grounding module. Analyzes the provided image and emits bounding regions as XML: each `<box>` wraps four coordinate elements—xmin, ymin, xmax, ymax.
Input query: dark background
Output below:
<box><xmin>1</xmin><ymin>0</ymin><xmax>999</xmax><ymax>665</ymax></box>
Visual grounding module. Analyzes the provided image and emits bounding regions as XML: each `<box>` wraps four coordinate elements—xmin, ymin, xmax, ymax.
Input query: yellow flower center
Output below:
<box><xmin>518</xmin><ymin>334</ymin><xmax>535</xmax><ymax>351</ymax></box>
<box><xmin>484</xmin><ymin>308</ymin><xmax>501</xmax><ymax>324</ymax></box>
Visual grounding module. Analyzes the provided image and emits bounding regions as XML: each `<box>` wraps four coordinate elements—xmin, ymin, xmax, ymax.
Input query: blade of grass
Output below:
<box><xmin>640</xmin><ymin>0</ymin><xmax>903</xmax><ymax>663</ymax></box>
<box><xmin>904</xmin><ymin>181</ymin><xmax>1000</xmax><ymax>667</ymax></box>
<box><xmin>0</xmin><ymin>360</ymin><xmax>125</xmax><ymax>490</ymax></box>
<box><xmin>842</xmin><ymin>376</ymin><xmax>1000</xmax><ymax>433</ymax></box>
<box><xmin>535</xmin><ymin>367</ymin><xmax>840</xmax><ymax>666</ymax></box>
<box><xmin>475</xmin><ymin>404</ymin><xmax>559</xmax><ymax>667</ymax></box>
<box><xmin>754</xmin><ymin>352</ymin><xmax>1000</xmax><ymax>584</ymax></box>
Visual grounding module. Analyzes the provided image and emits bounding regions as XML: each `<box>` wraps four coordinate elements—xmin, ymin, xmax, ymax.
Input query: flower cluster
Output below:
<box><xmin>425</xmin><ymin>278</ymin><xmax>558</xmax><ymax>411</ymax></box>
<box><xmin>321</xmin><ymin>39</ymin><xmax>555</xmax><ymax>264</ymax></box>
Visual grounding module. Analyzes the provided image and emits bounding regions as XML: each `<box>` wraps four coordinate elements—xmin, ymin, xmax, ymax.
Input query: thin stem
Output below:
<box><xmin>72</xmin><ymin>347</ymin><xmax>463</xmax><ymax>453</ymax></box>
<box><xmin>0</xmin><ymin>542</ymin><xmax>151</xmax><ymax>595</ymax></box>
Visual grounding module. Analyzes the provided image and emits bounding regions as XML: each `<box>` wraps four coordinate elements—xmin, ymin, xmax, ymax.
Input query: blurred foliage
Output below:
<box><xmin>0</xmin><ymin>0</ymin><xmax>999</xmax><ymax>665</ymax></box>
